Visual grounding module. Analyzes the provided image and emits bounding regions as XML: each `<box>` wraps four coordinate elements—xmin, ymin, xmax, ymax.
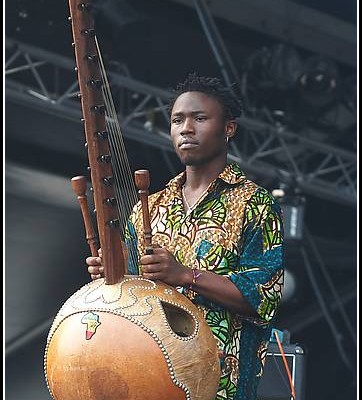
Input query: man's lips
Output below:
<box><xmin>179</xmin><ymin>140</ymin><xmax>199</xmax><ymax>150</ymax></box>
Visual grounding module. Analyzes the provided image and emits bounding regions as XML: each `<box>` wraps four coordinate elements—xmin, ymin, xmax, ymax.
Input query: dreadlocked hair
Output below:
<box><xmin>168</xmin><ymin>72</ymin><xmax>243</xmax><ymax>120</ymax></box>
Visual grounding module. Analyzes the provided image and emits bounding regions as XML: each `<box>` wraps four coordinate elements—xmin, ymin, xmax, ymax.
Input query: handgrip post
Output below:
<box><xmin>71</xmin><ymin>176</ymin><xmax>99</xmax><ymax>257</ymax></box>
<box><xmin>134</xmin><ymin>170</ymin><xmax>153</xmax><ymax>255</ymax></box>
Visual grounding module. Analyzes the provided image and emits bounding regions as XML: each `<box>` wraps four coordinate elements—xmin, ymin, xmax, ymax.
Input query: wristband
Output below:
<box><xmin>189</xmin><ymin>268</ymin><xmax>202</xmax><ymax>291</ymax></box>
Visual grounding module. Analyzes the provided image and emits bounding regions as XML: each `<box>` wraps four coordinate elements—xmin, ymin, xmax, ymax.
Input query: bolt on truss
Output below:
<box><xmin>5</xmin><ymin>37</ymin><xmax>357</xmax><ymax>207</ymax></box>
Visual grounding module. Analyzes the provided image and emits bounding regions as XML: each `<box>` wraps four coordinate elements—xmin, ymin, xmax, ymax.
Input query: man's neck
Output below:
<box><xmin>184</xmin><ymin>159</ymin><xmax>227</xmax><ymax>190</ymax></box>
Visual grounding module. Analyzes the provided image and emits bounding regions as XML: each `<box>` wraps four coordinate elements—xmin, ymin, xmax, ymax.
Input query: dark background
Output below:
<box><xmin>5</xmin><ymin>0</ymin><xmax>357</xmax><ymax>399</ymax></box>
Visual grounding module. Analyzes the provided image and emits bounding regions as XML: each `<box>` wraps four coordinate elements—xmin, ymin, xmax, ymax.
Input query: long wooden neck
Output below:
<box><xmin>68</xmin><ymin>0</ymin><xmax>125</xmax><ymax>284</ymax></box>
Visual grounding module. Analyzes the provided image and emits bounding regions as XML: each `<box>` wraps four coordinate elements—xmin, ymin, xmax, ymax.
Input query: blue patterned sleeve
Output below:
<box><xmin>228</xmin><ymin>189</ymin><xmax>284</xmax><ymax>324</ymax></box>
<box><xmin>124</xmin><ymin>209</ymin><xmax>141</xmax><ymax>275</ymax></box>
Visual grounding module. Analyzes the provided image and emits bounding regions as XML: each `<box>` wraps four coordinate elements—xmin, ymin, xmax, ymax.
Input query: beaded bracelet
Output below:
<box><xmin>189</xmin><ymin>268</ymin><xmax>202</xmax><ymax>291</ymax></box>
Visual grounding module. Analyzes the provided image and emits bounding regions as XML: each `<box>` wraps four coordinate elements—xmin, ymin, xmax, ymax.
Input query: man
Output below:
<box><xmin>87</xmin><ymin>73</ymin><xmax>284</xmax><ymax>400</ymax></box>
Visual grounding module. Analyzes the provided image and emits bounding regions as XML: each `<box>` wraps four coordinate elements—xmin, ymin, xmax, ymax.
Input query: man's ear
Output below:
<box><xmin>225</xmin><ymin>120</ymin><xmax>237</xmax><ymax>139</ymax></box>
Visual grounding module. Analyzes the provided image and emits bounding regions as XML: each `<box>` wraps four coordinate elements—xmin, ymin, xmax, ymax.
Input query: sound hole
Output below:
<box><xmin>161</xmin><ymin>301</ymin><xmax>196</xmax><ymax>338</ymax></box>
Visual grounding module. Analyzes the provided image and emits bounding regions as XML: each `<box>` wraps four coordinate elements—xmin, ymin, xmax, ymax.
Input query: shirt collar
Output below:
<box><xmin>219</xmin><ymin>163</ymin><xmax>246</xmax><ymax>185</ymax></box>
<box><xmin>167</xmin><ymin>163</ymin><xmax>246</xmax><ymax>193</ymax></box>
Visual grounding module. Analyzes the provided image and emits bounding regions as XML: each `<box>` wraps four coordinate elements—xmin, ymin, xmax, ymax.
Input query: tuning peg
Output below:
<box><xmin>107</xmin><ymin>219</ymin><xmax>120</xmax><ymax>228</ymax></box>
<box><xmin>78</xmin><ymin>3</ymin><xmax>93</xmax><ymax>12</ymax></box>
<box><xmin>91</xmin><ymin>104</ymin><xmax>105</xmax><ymax>114</ymax></box>
<box><xmin>96</xmin><ymin>131</ymin><xmax>108</xmax><ymax>139</ymax></box>
<box><xmin>85</xmin><ymin>54</ymin><xmax>98</xmax><ymax>62</ymax></box>
<box><xmin>102</xmin><ymin>176</ymin><xmax>114</xmax><ymax>186</ymax></box>
<box><xmin>98</xmin><ymin>154</ymin><xmax>111</xmax><ymax>163</ymax></box>
<box><xmin>104</xmin><ymin>197</ymin><xmax>117</xmax><ymax>206</ymax></box>
<box><xmin>87</xmin><ymin>79</ymin><xmax>103</xmax><ymax>89</ymax></box>
<box><xmin>81</xmin><ymin>28</ymin><xmax>95</xmax><ymax>37</ymax></box>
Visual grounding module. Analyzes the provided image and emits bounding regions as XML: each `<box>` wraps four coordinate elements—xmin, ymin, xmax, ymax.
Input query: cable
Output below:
<box><xmin>273</xmin><ymin>330</ymin><xmax>296</xmax><ymax>400</ymax></box>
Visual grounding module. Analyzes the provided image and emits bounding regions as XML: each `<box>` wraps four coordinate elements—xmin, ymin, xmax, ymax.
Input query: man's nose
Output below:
<box><xmin>181</xmin><ymin>118</ymin><xmax>195</xmax><ymax>135</ymax></box>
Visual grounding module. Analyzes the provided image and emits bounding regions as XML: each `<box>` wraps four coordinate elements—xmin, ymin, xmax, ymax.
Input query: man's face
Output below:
<box><xmin>170</xmin><ymin>91</ymin><xmax>235</xmax><ymax>166</ymax></box>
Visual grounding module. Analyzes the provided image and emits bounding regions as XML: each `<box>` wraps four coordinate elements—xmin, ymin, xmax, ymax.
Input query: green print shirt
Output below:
<box><xmin>125</xmin><ymin>163</ymin><xmax>284</xmax><ymax>400</ymax></box>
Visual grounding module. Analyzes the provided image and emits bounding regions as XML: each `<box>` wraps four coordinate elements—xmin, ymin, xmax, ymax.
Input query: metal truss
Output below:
<box><xmin>5</xmin><ymin>37</ymin><xmax>357</xmax><ymax>207</ymax></box>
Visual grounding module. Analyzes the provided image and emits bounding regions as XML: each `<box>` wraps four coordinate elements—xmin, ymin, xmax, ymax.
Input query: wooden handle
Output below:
<box><xmin>134</xmin><ymin>169</ymin><xmax>150</xmax><ymax>190</ymax></box>
<box><xmin>71</xmin><ymin>176</ymin><xmax>99</xmax><ymax>257</ymax></box>
<box><xmin>134</xmin><ymin>170</ymin><xmax>153</xmax><ymax>254</ymax></box>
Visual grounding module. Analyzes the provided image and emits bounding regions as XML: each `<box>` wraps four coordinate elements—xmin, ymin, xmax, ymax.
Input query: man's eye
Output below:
<box><xmin>172</xmin><ymin>117</ymin><xmax>182</xmax><ymax>124</ymax></box>
<box><xmin>196</xmin><ymin>116</ymin><xmax>207</xmax><ymax>121</ymax></box>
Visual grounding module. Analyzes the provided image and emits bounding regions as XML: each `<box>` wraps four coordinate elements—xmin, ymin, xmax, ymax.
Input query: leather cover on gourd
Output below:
<box><xmin>44</xmin><ymin>276</ymin><xmax>220</xmax><ymax>400</ymax></box>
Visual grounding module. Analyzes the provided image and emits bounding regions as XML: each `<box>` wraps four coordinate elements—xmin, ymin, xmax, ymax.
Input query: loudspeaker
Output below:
<box><xmin>257</xmin><ymin>343</ymin><xmax>306</xmax><ymax>400</ymax></box>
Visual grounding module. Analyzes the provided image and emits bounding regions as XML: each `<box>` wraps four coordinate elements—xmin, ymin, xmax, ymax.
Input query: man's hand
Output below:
<box><xmin>140</xmin><ymin>247</ymin><xmax>192</xmax><ymax>287</ymax></box>
<box><xmin>86</xmin><ymin>248</ymin><xmax>104</xmax><ymax>280</ymax></box>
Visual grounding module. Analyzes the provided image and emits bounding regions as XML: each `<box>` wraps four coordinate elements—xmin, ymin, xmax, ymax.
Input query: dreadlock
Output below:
<box><xmin>168</xmin><ymin>72</ymin><xmax>243</xmax><ymax>120</ymax></box>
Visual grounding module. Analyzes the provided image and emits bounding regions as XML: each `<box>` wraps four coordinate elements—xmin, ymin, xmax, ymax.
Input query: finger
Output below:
<box><xmin>88</xmin><ymin>266</ymin><xmax>102</xmax><ymax>275</ymax></box>
<box><xmin>148</xmin><ymin>247</ymin><xmax>171</xmax><ymax>257</ymax></box>
<box><xmin>98</xmin><ymin>248</ymin><xmax>103</xmax><ymax>257</ymax></box>
<box><xmin>142</xmin><ymin>272</ymin><xmax>161</xmax><ymax>281</ymax></box>
<box><xmin>140</xmin><ymin>246</ymin><xmax>166</xmax><ymax>263</ymax></box>
<box><xmin>151</xmin><ymin>246</ymin><xmax>164</xmax><ymax>252</ymax></box>
<box><xmin>91</xmin><ymin>273</ymin><xmax>102</xmax><ymax>280</ymax></box>
<box><xmin>140</xmin><ymin>254</ymin><xmax>162</xmax><ymax>265</ymax></box>
<box><xmin>86</xmin><ymin>257</ymin><xmax>102</xmax><ymax>266</ymax></box>
<box><xmin>141</xmin><ymin>264</ymin><xmax>161</xmax><ymax>274</ymax></box>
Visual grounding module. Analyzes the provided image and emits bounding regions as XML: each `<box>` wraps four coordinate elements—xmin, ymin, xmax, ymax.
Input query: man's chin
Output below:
<box><xmin>176</xmin><ymin>150</ymin><xmax>206</xmax><ymax>166</ymax></box>
<box><xmin>178</xmin><ymin>150</ymin><xmax>225</xmax><ymax>167</ymax></box>
<box><xmin>181</xmin><ymin>157</ymin><xmax>203</xmax><ymax>167</ymax></box>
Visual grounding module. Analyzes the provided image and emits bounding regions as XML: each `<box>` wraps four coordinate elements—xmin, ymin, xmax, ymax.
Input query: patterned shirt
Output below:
<box><xmin>125</xmin><ymin>163</ymin><xmax>284</xmax><ymax>400</ymax></box>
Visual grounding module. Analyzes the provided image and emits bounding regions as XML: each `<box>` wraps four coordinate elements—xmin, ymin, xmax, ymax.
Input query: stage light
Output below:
<box><xmin>280</xmin><ymin>196</ymin><xmax>306</xmax><ymax>241</ymax></box>
<box><xmin>241</xmin><ymin>43</ymin><xmax>303</xmax><ymax>120</ymax></box>
<box><xmin>272</xmin><ymin>181</ymin><xmax>306</xmax><ymax>241</ymax></box>
<box><xmin>265</xmin><ymin>43</ymin><xmax>304</xmax><ymax>91</ymax></box>
<box><xmin>242</xmin><ymin>43</ymin><xmax>303</xmax><ymax>92</ymax></box>
<box><xmin>297</xmin><ymin>55</ymin><xmax>338</xmax><ymax>108</ymax></box>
